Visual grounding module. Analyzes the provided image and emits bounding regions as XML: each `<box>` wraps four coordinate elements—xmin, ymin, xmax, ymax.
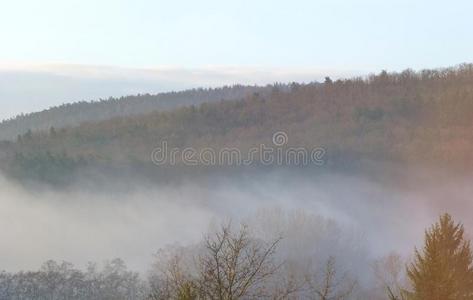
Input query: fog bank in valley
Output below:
<box><xmin>0</xmin><ymin>169</ymin><xmax>471</xmax><ymax>278</ymax></box>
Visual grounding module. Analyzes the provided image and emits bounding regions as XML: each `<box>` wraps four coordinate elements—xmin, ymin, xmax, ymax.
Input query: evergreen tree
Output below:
<box><xmin>407</xmin><ymin>213</ymin><xmax>473</xmax><ymax>300</ymax></box>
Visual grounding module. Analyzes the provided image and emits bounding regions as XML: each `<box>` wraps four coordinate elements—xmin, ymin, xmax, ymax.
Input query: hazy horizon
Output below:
<box><xmin>2</xmin><ymin>0</ymin><xmax>473</xmax><ymax>121</ymax></box>
<box><xmin>0</xmin><ymin>63</ymin><xmax>362</xmax><ymax>121</ymax></box>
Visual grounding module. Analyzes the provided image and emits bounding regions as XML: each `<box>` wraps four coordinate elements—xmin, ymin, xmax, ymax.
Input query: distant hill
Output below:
<box><xmin>3</xmin><ymin>64</ymin><xmax>473</xmax><ymax>185</ymax></box>
<box><xmin>0</xmin><ymin>85</ymin><xmax>275</xmax><ymax>141</ymax></box>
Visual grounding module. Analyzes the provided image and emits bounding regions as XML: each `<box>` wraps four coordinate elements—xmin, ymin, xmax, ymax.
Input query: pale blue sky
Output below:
<box><xmin>0</xmin><ymin>0</ymin><xmax>473</xmax><ymax>120</ymax></box>
<box><xmin>1</xmin><ymin>0</ymin><xmax>472</xmax><ymax>70</ymax></box>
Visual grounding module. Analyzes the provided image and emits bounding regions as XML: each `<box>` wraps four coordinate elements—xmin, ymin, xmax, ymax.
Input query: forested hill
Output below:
<box><xmin>0</xmin><ymin>85</ymin><xmax>275</xmax><ymax>141</ymax></box>
<box><xmin>3</xmin><ymin>64</ymin><xmax>473</xmax><ymax>185</ymax></box>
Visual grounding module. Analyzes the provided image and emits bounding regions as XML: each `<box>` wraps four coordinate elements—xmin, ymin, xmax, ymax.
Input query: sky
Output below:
<box><xmin>1</xmin><ymin>0</ymin><xmax>473</xmax><ymax>119</ymax></box>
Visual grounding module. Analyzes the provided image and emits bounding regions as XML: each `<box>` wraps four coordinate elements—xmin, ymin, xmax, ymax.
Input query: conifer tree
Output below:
<box><xmin>407</xmin><ymin>213</ymin><xmax>473</xmax><ymax>300</ymax></box>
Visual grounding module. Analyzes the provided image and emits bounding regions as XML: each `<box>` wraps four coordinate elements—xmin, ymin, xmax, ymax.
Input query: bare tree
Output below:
<box><xmin>148</xmin><ymin>250</ymin><xmax>199</xmax><ymax>300</ymax></box>
<box><xmin>196</xmin><ymin>223</ymin><xmax>282</xmax><ymax>299</ymax></box>
<box><xmin>307</xmin><ymin>257</ymin><xmax>356</xmax><ymax>300</ymax></box>
<box><xmin>268</xmin><ymin>264</ymin><xmax>306</xmax><ymax>300</ymax></box>
<box><xmin>373</xmin><ymin>253</ymin><xmax>409</xmax><ymax>300</ymax></box>
<box><xmin>148</xmin><ymin>223</ymin><xmax>287</xmax><ymax>300</ymax></box>
<box><xmin>0</xmin><ymin>259</ymin><xmax>145</xmax><ymax>300</ymax></box>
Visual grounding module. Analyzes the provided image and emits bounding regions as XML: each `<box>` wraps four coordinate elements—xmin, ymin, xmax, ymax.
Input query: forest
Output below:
<box><xmin>0</xmin><ymin>85</ymin><xmax>275</xmax><ymax>141</ymax></box>
<box><xmin>2</xmin><ymin>64</ymin><xmax>473</xmax><ymax>185</ymax></box>
<box><xmin>0</xmin><ymin>213</ymin><xmax>471</xmax><ymax>300</ymax></box>
<box><xmin>1</xmin><ymin>65</ymin><xmax>473</xmax><ymax>300</ymax></box>
<box><xmin>3</xmin><ymin>0</ymin><xmax>473</xmax><ymax>298</ymax></box>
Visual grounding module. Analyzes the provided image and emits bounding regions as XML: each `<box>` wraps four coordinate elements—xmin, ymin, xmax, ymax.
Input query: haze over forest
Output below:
<box><xmin>1</xmin><ymin>64</ymin><xmax>473</xmax><ymax>299</ymax></box>
<box><xmin>2</xmin><ymin>0</ymin><xmax>473</xmax><ymax>298</ymax></box>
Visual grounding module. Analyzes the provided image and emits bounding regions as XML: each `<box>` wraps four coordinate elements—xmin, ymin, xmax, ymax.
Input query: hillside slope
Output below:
<box><xmin>0</xmin><ymin>85</ymin><xmax>273</xmax><ymax>141</ymax></box>
<box><xmin>2</xmin><ymin>64</ymin><xmax>473</xmax><ymax>184</ymax></box>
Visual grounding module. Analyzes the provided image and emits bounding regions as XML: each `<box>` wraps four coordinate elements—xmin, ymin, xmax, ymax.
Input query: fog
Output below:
<box><xmin>0</xmin><ymin>169</ymin><xmax>471</xmax><ymax>279</ymax></box>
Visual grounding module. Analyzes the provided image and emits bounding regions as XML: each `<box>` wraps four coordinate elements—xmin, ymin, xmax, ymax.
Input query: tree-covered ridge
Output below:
<box><xmin>3</xmin><ymin>64</ymin><xmax>473</xmax><ymax>183</ymax></box>
<box><xmin>0</xmin><ymin>85</ymin><xmax>274</xmax><ymax>141</ymax></box>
